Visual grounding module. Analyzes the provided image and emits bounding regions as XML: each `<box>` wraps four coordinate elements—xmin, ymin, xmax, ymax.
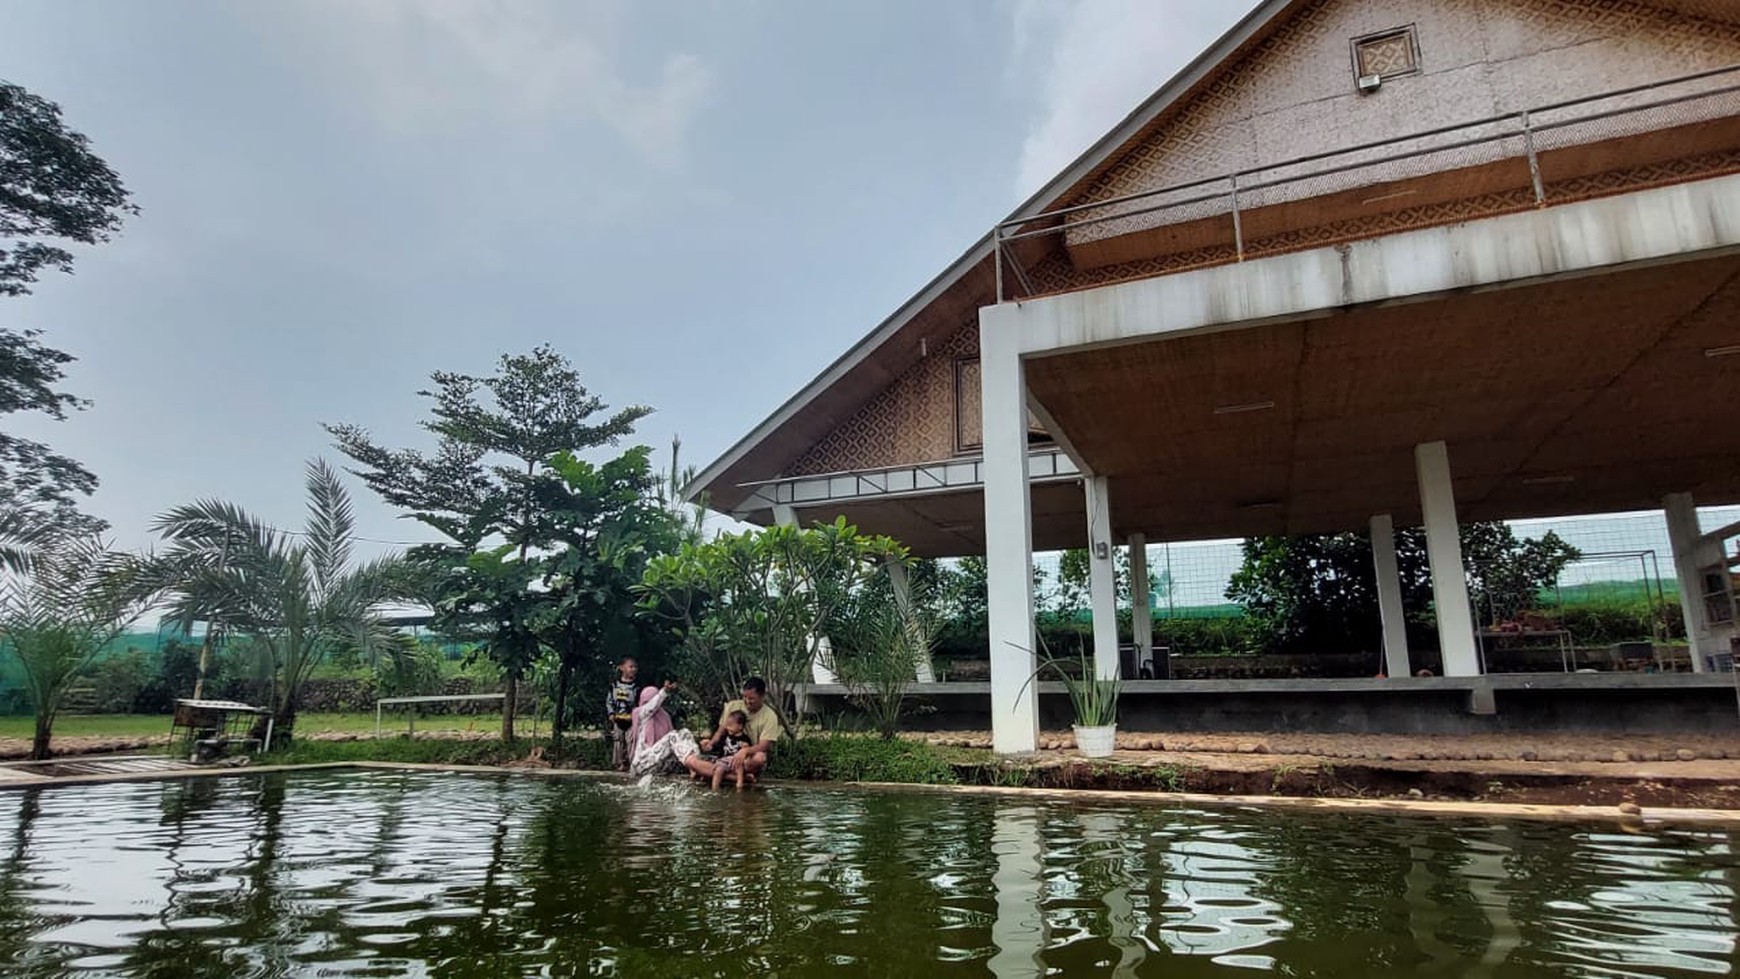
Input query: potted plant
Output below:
<box><xmin>1018</xmin><ymin>652</ymin><xmax>1121</xmax><ymax>758</ymax></box>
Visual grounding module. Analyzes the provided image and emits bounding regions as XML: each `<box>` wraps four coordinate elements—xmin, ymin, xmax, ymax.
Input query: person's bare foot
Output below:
<box><xmin>711</xmin><ymin>767</ymin><xmax>724</xmax><ymax>791</ymax></box>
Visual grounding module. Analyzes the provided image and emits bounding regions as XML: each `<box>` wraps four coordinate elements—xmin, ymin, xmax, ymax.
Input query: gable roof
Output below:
<box><xmin>689</xmin><ymin>0</ymin><xmax>1740</xmax><ymax>514</ymax></box>
<box><xmin>690</xmin><ymin>0</ymin><xmax>1298</xmax><ymax>514</ymax></box>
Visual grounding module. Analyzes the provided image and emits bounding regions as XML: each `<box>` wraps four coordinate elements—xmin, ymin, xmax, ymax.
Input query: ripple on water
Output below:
<box><xmin>0</xmin><ymin>771</ymin><xmax>1735</xmax><ymax>977</ymax></box>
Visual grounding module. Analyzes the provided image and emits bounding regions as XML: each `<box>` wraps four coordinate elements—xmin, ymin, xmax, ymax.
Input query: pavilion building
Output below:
<box><xmin>692</xmin><ymin>0</ymin><xmax>1740</xmax><ymax>752</ymax></box>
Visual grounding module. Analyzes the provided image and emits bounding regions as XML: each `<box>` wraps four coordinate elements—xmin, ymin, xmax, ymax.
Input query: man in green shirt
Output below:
<box><xmin>695</xmin><ymin>676</ymin><xmax>781</xmax><ymax>782</ymax></box>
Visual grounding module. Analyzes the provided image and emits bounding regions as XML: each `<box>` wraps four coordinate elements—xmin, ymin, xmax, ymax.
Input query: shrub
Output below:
<box><xmin>768</xmin><ymin>733</ymin><xmax>959</xmax><ymax>785</ymax></box>
<box><xmin>1556</xmin><ymin>598</ymin><xmax>1683</xmax><ymax>645</ymax></box>
<box><xmin>134</xmin><ymin>639</ymin><xmax>205</xmax><ymax>713</ymax></box>
<box><xmin>88</xmin><ymin>649</ymin><xmax>154</xmax><ymax>713</ymax></box>
<box><xmin>1152</xmin><ymin>616</ymin><xmax>1261</xmax><ymax>657</ymax></box>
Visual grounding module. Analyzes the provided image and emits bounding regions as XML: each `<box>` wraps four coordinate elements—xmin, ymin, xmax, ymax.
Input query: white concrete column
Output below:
<box><xmin>1415</xmin><ymin>441</ymin><xmax>1480</xmax><ymax>677</ymax></box>
<box><xmin>1129</xmin><ymin>534</ymin><xmax>1152</xmax><ymax>677</ymax></box>
<box><xmin>1370</xmin><ymin>514</ymin><xmax>1411</xmax><ymax>679</ymax></box>
<box><xmin>980</xmin><ymin>308</ymin><xmax>1039</xmax><ymax>754</ymax></box>
<box><xmin>1665</xmin><ymin>492</ymin><xmax>1710</xmax><ymax>672</ymax></box>
<box><xmin>886</xmin><ymin>557</ymin><xmax>911</xmax><ymax>614</ymax></box>
<box><xmin>772</xmin><ymin>503</ymin><xmax>798</xmax><ymax>528</ymax></box>
<box><xmin>1084</xmin><ymin>475</ymin><xmax>1119</xmax><ymax>681</ymax></box>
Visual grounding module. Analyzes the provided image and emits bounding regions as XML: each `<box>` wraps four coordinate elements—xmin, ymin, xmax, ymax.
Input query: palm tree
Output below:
<box><xmin>145</xmin><ymin>459</ymin><xmax>406</xmax><ymax>746</ymax></box>
<box><xmin>0</xmin><ymin>533</ymin><xmax>144</xmax><ymax>759</ymax></box>
<box><xmin>663</xmin><ymin>434</ymin><xmax>709</xmax><ymax>547</ymax></box>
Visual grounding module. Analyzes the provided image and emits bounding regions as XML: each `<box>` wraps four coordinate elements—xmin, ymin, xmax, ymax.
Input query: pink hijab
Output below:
<box><xmin>629</xmin><ymin>685</ymin><xmax>673</xmax><ymax>752</ymax></box>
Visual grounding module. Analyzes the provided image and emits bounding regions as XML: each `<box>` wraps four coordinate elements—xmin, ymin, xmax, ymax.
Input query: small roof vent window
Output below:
<box><xmin>1352</xmin><ymin>26</ymin><xmax>1420</xmax><ymax>91</ymax></box>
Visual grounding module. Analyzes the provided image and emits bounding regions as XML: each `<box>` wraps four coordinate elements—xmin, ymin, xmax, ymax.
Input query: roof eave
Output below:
<box><xmin>690</xmin><ymin>0</ymin><xmax>1299</xmax><ymax>507</ymax></box>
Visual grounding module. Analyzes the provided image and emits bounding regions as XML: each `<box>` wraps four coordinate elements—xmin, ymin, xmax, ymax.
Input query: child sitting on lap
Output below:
<box><xmin>707</xmin><ymin>710</ymin><xmax>754</xmax><ymax>790</ymax></box>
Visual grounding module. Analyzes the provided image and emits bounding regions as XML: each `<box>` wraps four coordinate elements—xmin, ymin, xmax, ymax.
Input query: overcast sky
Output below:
<box><xmin>0</xmin><ymin>0</ymin><xmax>1248</xmax><ymax>557</ymax></box>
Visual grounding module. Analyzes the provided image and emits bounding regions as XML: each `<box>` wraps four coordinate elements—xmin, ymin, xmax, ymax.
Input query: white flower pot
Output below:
<box><xmin>1073</xmin><ymin>724</ymin><xmax>1117</xmax><ymax>758</ymax></box>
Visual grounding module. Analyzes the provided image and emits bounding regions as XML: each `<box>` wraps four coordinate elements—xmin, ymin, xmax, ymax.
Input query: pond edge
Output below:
<box><xmin>3</xmin><ymin>759</ymin><xmax>1737</xmax><ymax>829</ymax></box>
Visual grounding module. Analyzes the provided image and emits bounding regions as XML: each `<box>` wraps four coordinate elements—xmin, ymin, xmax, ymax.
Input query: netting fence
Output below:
<box><xmin>1032</xmin><ymin>505</ymin><xmax>1740</xmax><ymax>623</ymax></box>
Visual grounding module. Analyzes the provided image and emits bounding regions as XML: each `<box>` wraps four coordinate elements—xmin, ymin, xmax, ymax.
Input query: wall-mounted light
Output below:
<box><xmin>1093</xmin><ymin>541</ymin><xmax>1110</xmax><ymax>560</ymax></box>
<box><xmin>1705</xmin><ymin>345</ymin><xmax>1740</xmax><ymax>359</ymax></box>
<box><xmin>1213</xmin><ymin>400</ymin><xmax>1276</xmax><ymax>415</ymax></box>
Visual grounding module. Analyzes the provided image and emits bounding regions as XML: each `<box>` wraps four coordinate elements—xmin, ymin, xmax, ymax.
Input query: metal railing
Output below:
<box><xmin>736</xmin><ymin>446</ymin><xmax>1081</xmax><ymax>512</ymax></box>
<box><xmin>994</xmin><ymin>63</ymin><xmax>1740</xmax><ymax>303</ymax></box>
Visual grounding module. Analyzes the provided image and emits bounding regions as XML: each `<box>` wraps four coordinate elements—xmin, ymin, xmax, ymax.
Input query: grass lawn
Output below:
<box><xmin>0</xmin><ymin>711</ymin><xmax>512</xmax><ymax>741</ymax></box>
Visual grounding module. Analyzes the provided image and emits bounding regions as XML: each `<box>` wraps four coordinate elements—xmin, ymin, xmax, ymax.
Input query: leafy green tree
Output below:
<box><xmin>144</xmin><ymin>460</ymin><xmax>406</xmax><ymax>745</ymax></box>
<box><xmin>637</xmin><ymin>518</ymin><xmax>905</xmax><ymax>726</ymax></box>
<box><xmin>1050</xmin><ymin>546</ymin><xmax>1163</xmax><ymax>622</ymax></box>
<box><xmin>328</xmin><ymin>345</ymin><xmax>651</xmax><ymax>739</ymax></box>
<box><xmin>1226</xmin><ymin>522</ymin><xmax>1579</xmax><ymax>656</ymax></box>
<box><xmin>0</xmin><ymin>533</ymin><xmax>143</xmax><ymax>758</ymax></box>
<box><xmin>535</xmin><ymin>446</ymin><xmax>680</xmax><ymax>738</ymax></box>
<box><xmin>0</xmin><ymin>82</ymin><xmax>136</xmax><ymax>534</ymax></box>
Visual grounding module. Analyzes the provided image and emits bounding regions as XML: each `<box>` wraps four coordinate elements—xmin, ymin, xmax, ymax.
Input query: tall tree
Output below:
<box><xmin>1226</xmin><ymin>522</ymin><xmax>1579</xmax><ymax>657</ymax></box>
<box><xmin>536</xmin><ymin>446</ymin><xmax>679</xmax><ymax>738</ymax></box>
<box><xmin>0</xmin><ymin>533</ymin><xmax>143</xmax><ymax>759</ymax></box>
<box><xmin>144</xmin><ymin>460</ymin><xmax>406</xmax><ymax>745</ymax></box>
<box><xmin>659</xmin><ymin>434</ymin><xmax>709</xmax><ymax>547</ymax></box>
<box><xmin>328</xmin><ymin>345</ymin><xmax>651</xmax><ymax>739</ymax></box>
<box><xmin>0</xmin><ymin>82</ymin><xmax>136</xmax><ymax>534</ymax></box>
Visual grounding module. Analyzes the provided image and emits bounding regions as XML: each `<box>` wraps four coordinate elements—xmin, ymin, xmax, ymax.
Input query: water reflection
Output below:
<box><xmin>0</xmin><ymin>772</ymin><xmax>1733</xmax><ymax>977</ymax></box>
<box><xmin>988</xmin><ymin>805</ymin><xmax>1045</xmax><ymax>978</ymax></box>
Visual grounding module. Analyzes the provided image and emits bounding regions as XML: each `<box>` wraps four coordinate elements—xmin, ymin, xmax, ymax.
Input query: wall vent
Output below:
<box><xmin>1351</xmin><ymin>26</ymin><xmax>1420</xmax><ymax>90</ymax></box>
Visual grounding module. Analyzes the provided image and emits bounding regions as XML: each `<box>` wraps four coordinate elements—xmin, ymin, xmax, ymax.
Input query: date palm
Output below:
<box><xmin>146</xmin><ymin>459</ymin><xmax>405</xmax><ymax>746</ymax></box>
<box><xmin>0</xmin><ymin>533</ymin><xmax>143</xmax><ymax>759</ymax></box>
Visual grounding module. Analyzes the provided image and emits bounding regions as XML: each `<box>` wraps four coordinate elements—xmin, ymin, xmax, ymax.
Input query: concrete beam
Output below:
<box><xmin>1370</xmin><ymin>514</ymin><xmax>1411</xmax><ymax>679</ymax></box>
<box><xmin>1002</xmin><ymin>174</ymin><xmax>1740</xmax><ymax>358</ymax></box>
<box><xmin>1416</xmin><ymin>442</ymin><xmax>1480</xmax><ymax>678</ymax></box>
<box><xmin>980</xmin><ymin>311</ymin><xmax>1039</xmax><ymax>754</ymax></box>
<box><xmin>1085</xmin><ymin>475</ymin><xmax>1119</xmax><ymax>680</ymax></box>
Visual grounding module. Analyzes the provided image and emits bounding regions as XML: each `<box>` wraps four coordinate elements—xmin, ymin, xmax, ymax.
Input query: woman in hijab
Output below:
<box><xmin>627</xmin><ymin>680</ymin><xmax>700</xmax><ymax>777</ymax></box>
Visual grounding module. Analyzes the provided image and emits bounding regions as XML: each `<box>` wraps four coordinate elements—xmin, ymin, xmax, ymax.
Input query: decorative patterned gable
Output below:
<box><xmin>1064</xmin><ymin>0</ymin><xmax>1740</xmax><ymax>248</ymax></box>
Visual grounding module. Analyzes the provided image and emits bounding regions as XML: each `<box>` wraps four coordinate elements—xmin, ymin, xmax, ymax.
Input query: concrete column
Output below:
<box><xmin>772</xmin><ymin>503</ymin><xmax>798</xmax><ymax>528</ymax></box>
<box><xmin>1665</xmin><ymin>492</ymin><xmax>1710</xmax><ymax>672</ymax></box>
<box><xmin>980</xmin><ymin>311</ymin><xmax>1039</xmax><ymax>754</ymax></box>
<box><xmin>1370</xmin><ymin>514</ymin><xmax>1411</xmax><ymax>679</ymax></box>
<box><xmin>1415</xmin><ymin>441</ymin><xmax>1480</xmax><ymax>677</ymax></box>
<box><xmin>1084</xmin><ymin>475</ymin><xmax>1119</xmax><ymax>681</ymax></box>
<box><xmin>1129</xmin><ymin>533</ymin><xmax>1152</xmax><ymax>678</ymax></box>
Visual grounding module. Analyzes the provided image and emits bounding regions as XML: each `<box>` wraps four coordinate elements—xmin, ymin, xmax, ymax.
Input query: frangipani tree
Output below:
<box><xmin>145</xmin><ymin>460</ymin><xmax>406</xmax><ymax>746</ymax></box>
<box><xmin>0</xmin><ymin>533</ymin><xmax>143</xmax><ymax>759</ymax></box>
<box><xmin>637</xmin><ymin>518</ymin><xmax>906</xmax><ymax>725</ymax></box>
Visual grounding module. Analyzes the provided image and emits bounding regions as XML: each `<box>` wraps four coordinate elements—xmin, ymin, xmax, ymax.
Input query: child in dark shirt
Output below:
<box><xmin>708</xmin><ymin>710</ymin><xmax>753</xmax><ymax>790</ymax></box>
<box><xmin>605</xmin><ymin>657</ymin><xmax>638</xmax><ymax>771</ymax></box>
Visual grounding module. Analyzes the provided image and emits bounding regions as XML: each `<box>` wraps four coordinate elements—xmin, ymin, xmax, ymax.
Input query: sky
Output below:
<box><xmin>0</xmin><ymin>0</ymin><xmax>1252</xmax><ymax>558</ymax></box>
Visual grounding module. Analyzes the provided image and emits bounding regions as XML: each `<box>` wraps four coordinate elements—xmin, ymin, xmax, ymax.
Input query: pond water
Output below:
<box><xmin>0</xmin><ymin>770</ymin><xmax>1734</xmax><ymax>977</ymax></box>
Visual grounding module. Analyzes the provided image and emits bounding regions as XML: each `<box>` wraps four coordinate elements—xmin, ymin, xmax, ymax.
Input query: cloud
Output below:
<box><xmin>1010</xmin><ymin>0</ymin><xmax>1249</xmax><ymax>198</ymax></box>
<box><xmin>263</xmin><ymin>0</ymin><xmax>714</xmax><ymax>170</ymax></box>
